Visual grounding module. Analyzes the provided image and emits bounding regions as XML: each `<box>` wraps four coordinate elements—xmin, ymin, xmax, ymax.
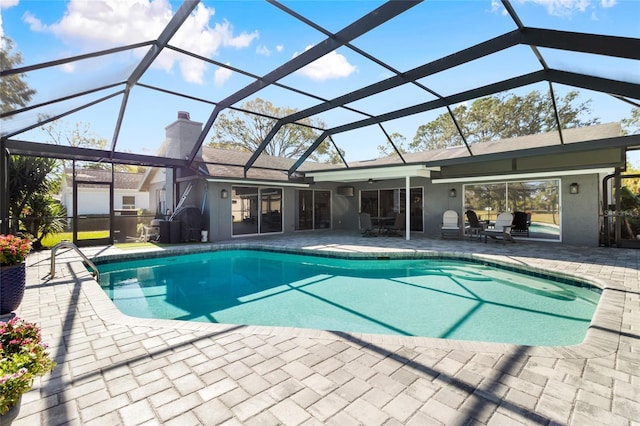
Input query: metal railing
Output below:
<box><xmin>50</xmin><ymin>241</ymin><xmax>99</xmax><ymax>281</ymax></box>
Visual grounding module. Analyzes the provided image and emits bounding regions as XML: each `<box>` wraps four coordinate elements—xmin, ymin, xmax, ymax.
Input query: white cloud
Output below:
<box><xmin>179</xmin><ymin>56</ymin><xmax>207</xmax><ymax>85</ymax></box>
<box><xmin>217</xmin><ymin>22</ymin><xmax>257</xmax><ymax>49</ymax></box>
<box><xmin>508</xmin><ymin>0</ymin><xmax>619</xmax><ymax>17</ymax></box>
<box><xmin>0</xmin><ymin>0</ymin><xmax>20</xmax><ymax>39</ymax></box>
<box><xmin>214</xmin><ymin>64</ymin><xmax>232</xmax><ymax>86</ymax></box>
<box><xmin>256</xmin><ymin>44</ymin><xmax>270</xmax><ymax>56</ymax></box>
<box><xmin>276</xmin><ymin>44</ymin><xmax>284</xmax><ymax>53</ymax></box>
<box><xmin>491</xmin><ymin>0</ymin><xmax>508</xmax><ymax>15</ymax></box>
<box><xmin>60</xmin><ymin>60</ymin><xmax>75</xmax><ymax>73</ymax></box>
<box><xmin>22</xmin><ymin>11</ymin><xmax>44</xmax><ymax>31</ymax></box>
<box><xmin>295</xmin><ymin>46</ymin><xmax>357</xmax><ymax>81</ymax></box>
<box><xmin>514</xmin><ymin>0</ymin><xmax>591</xmax><ymax>16</ymax></box>
<box><xmin>21</xmin><ymin>0</ymin><xmax>258</xmax><ymax>84</ymax></box>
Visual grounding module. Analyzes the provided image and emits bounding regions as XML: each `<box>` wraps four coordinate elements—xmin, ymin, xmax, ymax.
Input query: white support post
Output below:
<box><xmin>405</xmin><ymin>175</ymin><xmax>411</xmax><ymax>241</ymax></box>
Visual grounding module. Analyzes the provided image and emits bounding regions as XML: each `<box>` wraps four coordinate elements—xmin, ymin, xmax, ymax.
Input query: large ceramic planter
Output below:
<box><xmin>0</xmin><ymin>396</ymin><xmax>22</xmax><ymax>425</ymax></box>
<box><xmin>0</xmin><ymin>263</ymin><xmax>26</xmax><ymax>315</ymax></box>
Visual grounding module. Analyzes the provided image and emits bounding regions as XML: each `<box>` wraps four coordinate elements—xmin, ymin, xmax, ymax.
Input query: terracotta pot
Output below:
<box><xmin>0</xmin><ymin>263</ymin><xmax>26</xmax><ymax>315</ymax></box>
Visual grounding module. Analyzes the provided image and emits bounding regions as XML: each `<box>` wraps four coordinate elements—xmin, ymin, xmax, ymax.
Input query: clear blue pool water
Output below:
<box><xmin>97</xmin><ymin>250</ymin><xmax>600</xmax><ymax>346</ymax></box>
<box><xmin>529</xmin><ymin>222</ymin><xmax>560</xmax><ymax>236</ymax></box>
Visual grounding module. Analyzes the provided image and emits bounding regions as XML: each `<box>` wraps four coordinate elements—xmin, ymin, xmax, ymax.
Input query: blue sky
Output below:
<box><xmin>1</xmin><ymin>0</ymin><xmax>639</xmax><ymax>162</ymax></box>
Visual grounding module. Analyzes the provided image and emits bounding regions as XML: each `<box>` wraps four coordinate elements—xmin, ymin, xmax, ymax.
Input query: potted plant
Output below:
<box><xmin>0</xmin><ymin>234</ymin><xmax>32</xmax><ymax>315</ymax></box>
<box><xmin>0</xmin><ymin>316</ymin><xmax>56</xmax><ymax>424</ymax></box>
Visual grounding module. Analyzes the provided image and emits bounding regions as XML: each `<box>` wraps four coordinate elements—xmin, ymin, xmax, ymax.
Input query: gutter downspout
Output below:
<box><xmin>614</xmin><ymin>168</ymin><xmax>622</xmax><ymax>245</ymax></box>
<box><xmin>602</xmin><ymin>170</ymin><xmax>640</xmax><ymax>247</ymax></box>
<box><xmin>602</xmin><ymin>173</ymin><xmax>614</xmax><ymax>247</ymax></box>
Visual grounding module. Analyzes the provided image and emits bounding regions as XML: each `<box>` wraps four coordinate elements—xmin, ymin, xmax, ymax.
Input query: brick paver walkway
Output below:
<box><xmin>10</xmin><ymin>233</ymin><xmax>640</xmax><ymax>425</ymax></box>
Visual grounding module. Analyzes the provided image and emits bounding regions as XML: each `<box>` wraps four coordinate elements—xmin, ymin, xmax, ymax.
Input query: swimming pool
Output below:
<box><xmin>96</xmin><ymin>249</ymin><xmax>600</xmax><ymax>346</ymax></box>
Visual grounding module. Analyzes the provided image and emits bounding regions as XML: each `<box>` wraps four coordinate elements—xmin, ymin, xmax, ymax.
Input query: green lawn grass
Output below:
<box><xmin>40</xmin><ymin>231</ymin><xmax>109</xmax><ymax>248</ymax></box>
<box><xmin>113</xmin><ymin>242</ymin><xmax>170</xmax><ymax>249</ymax></box>
<box><xmin>40</xmin><ymin>232</ymin><xmax>173</xmax><ymax>250</ymax></box>
<box><xmin>530</xmin><ymin>213</ymin><xmax>560</xmax><ymax>225</ymax></box>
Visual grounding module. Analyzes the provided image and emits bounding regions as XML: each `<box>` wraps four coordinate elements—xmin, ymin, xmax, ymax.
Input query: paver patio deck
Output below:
<box><xmin>9</xmin><ymin>233</ymin><xmax>640</xmax><ymax>425</ymax></box>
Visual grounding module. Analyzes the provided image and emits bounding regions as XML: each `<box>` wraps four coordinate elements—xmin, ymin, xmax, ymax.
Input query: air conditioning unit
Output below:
<box><xmin>337</xmin><ymin>186</ymin><xmax>354</xmax><ymax>197</ymax></box>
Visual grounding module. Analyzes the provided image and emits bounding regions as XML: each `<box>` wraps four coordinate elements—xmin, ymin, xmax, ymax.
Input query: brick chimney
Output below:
<box><xmin>165</xmin><ymin>111</ymin><xmax>203</xmax><ymax>159</ymax></box>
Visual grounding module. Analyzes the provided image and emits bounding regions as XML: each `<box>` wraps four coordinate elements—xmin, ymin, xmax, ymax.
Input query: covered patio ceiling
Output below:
<box><xmin>307</xmin><ymin>164</ymin><xmax>439</xmax><ymax>183</ymax></box>
<box><xmin>2</xmin><ymin>0</ymin><xmax>639</xmax><ymax>177</ymax></box>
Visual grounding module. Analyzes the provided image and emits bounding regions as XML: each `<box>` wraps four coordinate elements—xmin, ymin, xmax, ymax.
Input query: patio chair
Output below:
<box><xmin>511</xmin><ymin>211</ymin><xmax>531</xmax><ymax>237</ymax></box>
<box><xmin>359</xmin><ymin>212</ymin><xmax>377</xmax><ymax>237</ymax></box>
<box><xmin>441</xmin><ymin>210</ymin><xmax>461</xmax><ymax>239</ymax></box>
<box><xmin>139</xmin><ymin>219</ymin><xmax>161</xmax><ymax>242</ymax></box>
<box><xmin>482</xmin><ymin>212</ymin><xmax>514</xmax><ymax>243</ymax></box>
<box><xmin>464</xmin><ymin>210</ymin><xmax>485</xmax><ymax>239</ymax></box>
<box><xmin>384</xmin><ymin>213</ymin><xmax>405</xmax><ymax>236</ymax></box>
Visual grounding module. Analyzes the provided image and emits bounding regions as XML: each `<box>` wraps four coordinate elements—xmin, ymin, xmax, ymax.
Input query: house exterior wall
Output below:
<box><xmin>146</xmin><ymin>168</ymin><xmax>168</xmax><ymax>216</ymax></box>
<box><xmin>196</xmin><ymin>173</ymin><xmax>604</xmax><ymax>245</ymax></box>
<box><xmin>76</xmin><ymin>189</ymin><xmax>108</xmax><ymax>215</ymax></box>
<box><xmin>422</xmin><ymin>174</ymin><xmax>603</xmax><ymax>245</ymax></box>
<box><xmin>203</xmin><ymin>182</ymin><xmax>349</xmax><ymax>241</ymax></box>
<box><xmin>162</xmin><ymin>112</ymin><xmax>620</xmax><ymax>247</ymax></box>
<box><xmin>207</xmin><ymin>182</ymin><xmax>229</xmax><ymax>241</ymax></box>
<box><xmin>60</xmin><ymin>187</ymin><xmax>149</xmax><ymax>215</ymax></box>
<box><xmin>115</xmin><ymin>190</ymin><xmax>150</xmax><ymax>211</ymax></box>
<box><xmin>423</xmin><ymin>180</ymin><xmax>463</xmax><ymax>238</ymax></box>
<box><xmin>561</xmin><ymin>173</ymin><xmax>601</xmax><ymax>246</ymax></box>
<box><xmin>147</xmin><ymin>182</ymin><xmax>164</xmax><ymax>216</ymax></box>
<box><xmin>312</xmin><ymin>177</ymin><xmax>426</xmax><ymax>235</ymax></box>
<box><xmin>333</xmin><ymin>187</ymin><xmax>358</xmax><ymax>231</ymax></box>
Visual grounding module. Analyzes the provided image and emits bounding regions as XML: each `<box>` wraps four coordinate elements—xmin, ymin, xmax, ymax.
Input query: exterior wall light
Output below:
<box><xmin>221</xmin><ymin>189</ymin><xmax>229</xmax><ymax>199</ymax></box>
<box><xmin>569</xmin><ymin>182</ymin><xmax>579</xmax><ymax>194</ymax></box>
<box><xmin>449</xmin><ymin>188</ymin><xmax>457</xmax><ymax>198</ymax></box>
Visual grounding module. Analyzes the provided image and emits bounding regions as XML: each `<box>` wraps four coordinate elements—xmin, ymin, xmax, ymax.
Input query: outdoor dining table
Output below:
<box><xmin>371</xmin><ymin>216</ymin><xmax>396</xmax><ymax>233</ymax></box>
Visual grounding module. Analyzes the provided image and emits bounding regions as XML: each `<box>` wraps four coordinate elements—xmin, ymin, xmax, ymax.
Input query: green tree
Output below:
<box><xmin>209</xmin><ymin>98</ymin><xmax>343</xmax><ymax>164</ymax></box>
<box><xmin>0</xmin><ymin>37</ymin><xmax>36</xmax><ymax>114</ymax></box>
<box><xmin>40</xmin><ymin>119</ymin><xmax>108</xmax><ymax>151</ymax></box>
<box><xmin>22</xmin><ymin>193</ymin><xmax>67</xmax><ymax>248</ymax></box>
<box><xmin>376</xmin><ymin>132</ymin><xmax>408</xmax><ymax>157</ymax></box>
<box><xmin>7</xmin><ymin>156</ymin><xmax>58</xmax><ymax>235</ymax></box>
<box><xmin>40</xmin><ymin>118</ymin><xmax>144</xmax><ymax>173</ymax></box>
<box><xmin>40</xmin><ymin>119</ymin><xmax>107</xmax><ymax>172</ymax></box>
<box><xmin>622</xmin><ymin>107</ymin><xmax>640</xmax><ymax>136</ymax></box>
<box><xmin>409</xmin><ymin>90</ymin><xmax>599</xmax><ymax>152</ymax></box>
<box><xmin>411</xmin><ymin>106</ymin><xmax>466</xmax><ymax>151</ymax></box>
<box><xmin>623</xmin><ymin>161</ymin><xmax>640</xmax><ymax>196</ymax></box>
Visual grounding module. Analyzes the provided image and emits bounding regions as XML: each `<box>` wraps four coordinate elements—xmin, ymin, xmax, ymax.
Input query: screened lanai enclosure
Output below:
<box><xmin>1</xmin><ymin>0</ymin><xmax>639</xmax><ymax>247</ymax></box>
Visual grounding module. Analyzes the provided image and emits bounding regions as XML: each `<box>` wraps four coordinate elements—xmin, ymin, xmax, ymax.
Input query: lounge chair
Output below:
<box><xmin>359</xmin><ymin>212</ymin><xmax>377</xmax><ymax>237</ymax></box>
<box><xmin>482</xmin><ymin>212</ymin><xmax>514</xmax><ymax>243</ymax></box>
<box><xmin>511</xmin><ymin>211</ymin><xmax>531</xmax><ymax>237</ymax></box>
<box><xmin>441</xmin><ymin>210</ymin><xmax>461</xmax><ymax>239</ymax></box>
<box><xmin>464</xmin><ymin>210</ymin><xmax>485</xmax><ymax>239</ymax></box>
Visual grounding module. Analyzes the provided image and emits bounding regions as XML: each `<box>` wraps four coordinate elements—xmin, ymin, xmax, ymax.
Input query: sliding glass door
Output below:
<box><xmin>359</xmin><ymin>187</ymin><xmax>423</xmax><ymax>231</ymax></box>
<box><xmin>295</xmin><ymin>190</ymin><xmax>331</xmax><ymax>230</ymax></box>
<box><xmin>232</xmin><ymin>186</ymin><xmax>282</xmax><ymax>235</ymax></box>
<box><xmin>464</xmin><ymin>179</ymin><xmax>560</xmax><ymax>240</ymax></box>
